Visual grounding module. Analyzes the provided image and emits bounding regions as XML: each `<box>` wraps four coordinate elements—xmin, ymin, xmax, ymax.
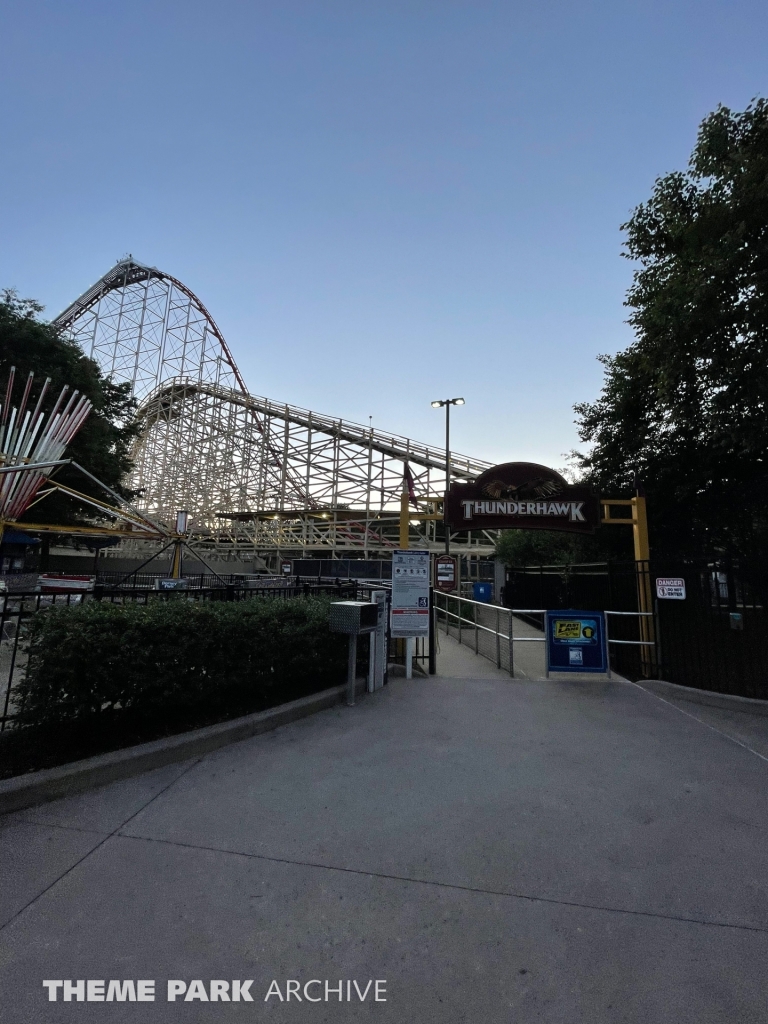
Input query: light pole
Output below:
<box><xmin>431</xmin><ymin>397</ymin><xmax>464</xmax><ymax>554</ymax></box>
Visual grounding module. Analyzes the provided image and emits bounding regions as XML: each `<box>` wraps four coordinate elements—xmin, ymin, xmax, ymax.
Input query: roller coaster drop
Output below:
<box><xmin>54</xmin><ymin>259</ymin><xmax>496</xmax><ymax>559</ymax></box>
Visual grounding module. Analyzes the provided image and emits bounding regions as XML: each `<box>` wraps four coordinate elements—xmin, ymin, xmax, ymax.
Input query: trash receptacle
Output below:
<box><xmin>473</xmin><ymin>582</ymin><xmax>493</xmax><ymax>603</ymax></box>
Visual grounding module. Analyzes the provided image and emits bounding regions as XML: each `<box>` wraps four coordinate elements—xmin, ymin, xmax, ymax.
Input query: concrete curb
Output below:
<box><xmin>0</xmin><ymin>680</ymin><xmax>366</xmax><ymax>815</ymax></box>
<box><xmin>638</xmin><ymin>678</ymin><xmax>768</xmax><ymax>716</ymax></box>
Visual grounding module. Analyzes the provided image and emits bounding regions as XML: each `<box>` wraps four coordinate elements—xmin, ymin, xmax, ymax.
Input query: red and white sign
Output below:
<box><xmin>656</xmin><ymin>577</ymin><xmax>686</xmax><ymax>600</ymax></box>
<box><xmin>434</xmin><ymin>554</ymin><xmax>457</xmax><ymax>593</ymax></box>
<box><xmin>38</xmin><ymin>574</ymin><xmax>95</xmax><ymax>593</ymax></box>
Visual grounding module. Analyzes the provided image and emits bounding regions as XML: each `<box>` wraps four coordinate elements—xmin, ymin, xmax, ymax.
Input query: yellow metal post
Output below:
<box><xmin>631</xmin><ymin>495</ymin><xmax>656</xmax><ymax>677</ymax></box>
<box><xmin>601</xmin><ymin>495</ymin><xmax>657</xmax><ymax>678</ymax></box>
<box><xmin>169</xmin><ymin>538</ymin><xmax>183</xmax><ymax>579</ymax></box>
<box><xmin>399</xmin><ymin>490</ymin><xmax>410</xmax><ymax>550</ymax></box>
<box><xmin>631</xmin><ymin>495</ymin><xmax>650</xmax><ymax>563</ymax></box>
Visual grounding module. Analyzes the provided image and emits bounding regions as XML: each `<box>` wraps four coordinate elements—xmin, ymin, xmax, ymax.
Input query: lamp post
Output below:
<box><xmin>431</xmin><ymin>397</ymin><xmax>464</xmax><ymax>554</ymax></box>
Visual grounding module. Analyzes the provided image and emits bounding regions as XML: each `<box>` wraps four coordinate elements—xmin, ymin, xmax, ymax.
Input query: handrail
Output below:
<box><xmin>605</xmin><ymin>609</ymin><xmax>654</xmax><ymax>617</ymax></box>
<box><xmin>437</xmin><ymin>592</ymin><xmax>527</xmax><ymax>612</ymax></box>
<box><xmin>433</xmin><ymin>590</ymin><xmax>657</xmax><ymax>677</ymax></box>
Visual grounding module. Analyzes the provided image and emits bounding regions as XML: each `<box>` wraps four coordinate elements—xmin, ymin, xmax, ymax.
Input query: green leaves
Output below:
<box><xmin>0</xmin><ymin>291</ymin><xmax>139</xmax><ymax>524</ymax></box>
<box><xmin>16</xmin><ymin>597</ymin><xmax>348</xmax><ymax>728</ymax></box>
<box><xmin>576</xmin><ymin>99</ymin><xmax>768</xmax><ymax>558</ymax></box>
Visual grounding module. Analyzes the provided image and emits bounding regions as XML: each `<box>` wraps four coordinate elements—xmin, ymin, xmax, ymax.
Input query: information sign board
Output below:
<box><xmin>656</xmin><ymin>577</ymin><xmax>686</xmax><ymax>600</ymax></box>
<box><xmin>391</xmin><ymin>549</ymin><xmax>430</xmax><ymax>637</ymax></box>
<box><xmin>545</xmin><ymin>609</ymin><xmax>608</xmax><ymax>674</ymax></box>
<box><xmin>434</xmin><ymin>554</ymin><xmax>457</xmax><ymax>593</ymax></box>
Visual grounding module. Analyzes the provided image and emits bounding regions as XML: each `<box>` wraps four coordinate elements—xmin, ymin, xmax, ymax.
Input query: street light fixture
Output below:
<box><xmin>431</xmin><ymin>397</ymin><xmax>465</xmax><ymax>553</ymax></box>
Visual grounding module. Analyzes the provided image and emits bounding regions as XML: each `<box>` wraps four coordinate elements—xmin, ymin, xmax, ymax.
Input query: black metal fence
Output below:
<box><xmin>0</xmin><ymin>578</ymin><xmax>371</xmax><ymax>730</ymax></box>
<box><xmin>93</xmin><ymin>578</ymin><xmax>364</xmax><ymax>603</ymax></box>
<box><xmin>291</xmin><ymin>559</ymin><xmax>393</xmax><ymax>580</ymax></box>
<box><xmin>504</xmin><ymin>559</ymin><xmax>768</xmax><ymax>698</ymax></box>
<box><xmin>653</xmin><ymin>560</ymin><xmax>767</xmax><ymax>700</ymax></box>
<box><xmin>94</xmin><ymin>570</ymin><xmax>248</xmax><ymax>589</ymax></box>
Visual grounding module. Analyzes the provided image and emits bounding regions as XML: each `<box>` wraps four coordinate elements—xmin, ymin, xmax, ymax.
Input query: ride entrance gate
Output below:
<box><xmin>433</xmin><ymin>590</ymin><xmax>653</xmax><ymax>680</ymax></box>
<box><xmin>501</xmin><ymin>562</ymin><xmax>657</xmax><ymax>680</ymax></box>
<box><xmin>443</xmin><ymin>460</ymin><xmax>657</xmax><ymax>678</ymax></box>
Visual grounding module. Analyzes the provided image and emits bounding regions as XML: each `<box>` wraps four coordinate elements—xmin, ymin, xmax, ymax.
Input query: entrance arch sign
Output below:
<box><xmin>443</xmin><ymin>461</ymin><xmax>657</xmax><ymax>677</ymax></box>
<box><xmin>444</xmin><ymin>462</ymin><xmax>600</xmax><ymax>535</ymax></box>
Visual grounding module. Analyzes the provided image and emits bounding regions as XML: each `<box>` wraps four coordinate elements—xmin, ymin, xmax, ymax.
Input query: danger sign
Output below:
<box><xmin>656</xmin><ymin>577</ymin><xmax>686</xmax><ymax>600</ymax></box>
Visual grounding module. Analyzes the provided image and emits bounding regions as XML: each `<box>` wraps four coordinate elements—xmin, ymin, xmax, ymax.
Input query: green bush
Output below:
<box><xmin>15</xmin><ymin>596</ymin><xmax>348</xmax><ymax>728</ymax></box>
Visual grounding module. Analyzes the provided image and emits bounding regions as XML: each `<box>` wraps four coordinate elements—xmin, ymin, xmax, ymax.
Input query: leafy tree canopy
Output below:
<box><xmin>496</xmin><ymin>529</ymin><xmax>583</xmax><ymax>566</ymax></box>
<box><xmin>575</xmin><ymin>99</ymin><xmax>768</xmax><ymax>559</ymax></box>
<box><xmin>0</xmin><ymin>290</ymin><xmax>137</xmax><ymax>527</ymax></box>
<box><xmin>495</xmin><ymin>527</ymin><xmax>632</xmax><ymax>566</ymax></box>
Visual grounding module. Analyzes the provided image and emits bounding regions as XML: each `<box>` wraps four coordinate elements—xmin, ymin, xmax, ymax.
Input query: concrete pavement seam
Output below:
<box><xmin>0</xmin><ymin>756</ymin><xmax>204</xmax><ymax>933</ymax></box>
<box><xmin>627</xmin><ymin>681</ymin><xmax>768</xmax><ymax>766</ymax></box>
<box><xmin>113</xmin><ymin>831</ymin><xmax>768</xmax><ymax>936</ymax></box>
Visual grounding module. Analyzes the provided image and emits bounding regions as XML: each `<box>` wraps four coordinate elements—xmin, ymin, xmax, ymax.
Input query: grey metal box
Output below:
<box><xmin>329</xmin><ymin>601</ymin><xmax>378</xmax><ymax>635</ymax></box>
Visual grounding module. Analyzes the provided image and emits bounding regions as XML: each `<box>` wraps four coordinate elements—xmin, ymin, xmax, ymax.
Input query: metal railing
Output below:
<box><xmin>434</xmin><ymin>592</ymin><xmax>656</xmax><ymax>678</ymax></box>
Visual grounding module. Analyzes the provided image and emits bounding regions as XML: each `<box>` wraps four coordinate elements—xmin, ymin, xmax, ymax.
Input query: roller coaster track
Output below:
<box><xmin>54</xmin><ymin>259</ymin><xmax>493</xmax><ymax>553</ymax></box>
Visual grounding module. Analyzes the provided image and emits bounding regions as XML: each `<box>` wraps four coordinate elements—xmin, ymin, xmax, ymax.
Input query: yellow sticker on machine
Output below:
<box><xmin>554</xmin><ymin>620</ymin><xmax>582</xmax><ymax>640</ymax></box>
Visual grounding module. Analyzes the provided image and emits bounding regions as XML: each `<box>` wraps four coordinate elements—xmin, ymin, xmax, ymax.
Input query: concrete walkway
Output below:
<box><xmin>2</xmin><ymin>635</ymin><xmax>768</xmax><ymax>1022</ymax></box>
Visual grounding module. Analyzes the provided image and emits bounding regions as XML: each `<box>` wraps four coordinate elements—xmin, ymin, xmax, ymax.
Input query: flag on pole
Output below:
<box><xmin>403</xmin><ymin>461</ymin><xmax>418</xmax><ymax>508</ymax></box>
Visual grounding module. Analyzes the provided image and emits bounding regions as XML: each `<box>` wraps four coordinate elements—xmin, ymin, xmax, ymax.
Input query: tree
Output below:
<box><xmin>495</xmin><ymin>526</ymin><xmax>632</xmax><ymax>567</ymax></box>
<box><xmin>0</xmin><ymin>290</ymin><xmax>137</xmax><ymax>528</ymax></box>
<box><xmin>575</xmin><ymin>99</ymin><xmax>768</xmax><ymax>559</ymax></box>
<box><xmin>495</xmin><ymin>529</ymin><xmax>584</xmax><ymax>566</ymax></box>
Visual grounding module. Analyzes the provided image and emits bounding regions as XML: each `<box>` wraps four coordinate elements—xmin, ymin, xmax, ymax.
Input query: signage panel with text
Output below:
<box><xmin>656</xmin><ymin>577</ymin><xmax>686</xmax><ymax>600</ymax></box>
<box><xmin>444</xmin><ymin>462</ymin><xmax>599</xmax><ymax>534</ymax></box>
<box><xmin>545</xmin><ymin>610</ymin><xmax>608</xmax><ymax>674</ymax></box>
<box><xmin>391</xmin><ymin>549</ymin><xmax>430</xmax><ymax>638</ymax></box>
<box><xmin>434</xmin><ymin>554</ymin><xmax>458</xmax><ymax>593</ymax></box>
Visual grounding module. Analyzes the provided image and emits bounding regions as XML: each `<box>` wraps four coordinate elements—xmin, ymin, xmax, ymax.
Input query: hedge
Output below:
<box><xmin>15</xmin><ymin>596</ymin><xmax>349</xmax><ymax>729</ymax></box>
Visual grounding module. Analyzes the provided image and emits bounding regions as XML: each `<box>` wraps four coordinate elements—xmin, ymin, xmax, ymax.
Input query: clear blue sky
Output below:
<box><xmin>1</xmin><ymin>0</ymin><xmax>765</xmax><ymax>468</ymax></box>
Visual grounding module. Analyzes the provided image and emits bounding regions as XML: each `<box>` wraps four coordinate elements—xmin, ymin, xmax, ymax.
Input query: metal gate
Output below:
<box><xmin>433</xmin><ymin>590</ymin><xmax>652</xmax><ymax>680</ymax></box>
<box><xmin>503</xmin><ymin>559</ymin><xmax>768</xmax><ymax>697</ymax></box>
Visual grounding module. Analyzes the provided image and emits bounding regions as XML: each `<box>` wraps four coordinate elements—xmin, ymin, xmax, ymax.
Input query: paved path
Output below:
<box><xmin>2</xmin><ymin>635</ymin><xmax>768</xmax><ymax>1022</ymax></box>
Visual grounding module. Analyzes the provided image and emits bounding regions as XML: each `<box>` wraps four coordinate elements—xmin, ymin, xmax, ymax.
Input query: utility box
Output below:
<box><xmin>330</xmin><ymin>600</ymin><xmax>379</xmax><ymax>708</ymax></box>
<box><xmin>329</xmin><ymin>601</ymin><xmax>378</xmax><ymax>635</ymax></box>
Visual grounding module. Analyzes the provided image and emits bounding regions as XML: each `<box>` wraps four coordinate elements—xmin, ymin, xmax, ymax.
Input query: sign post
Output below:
<box><xmin>391</xmin><ymin>550</ymin><xmax>430</xmax><ymax>637</ymax></box>
<box><xmin>391</xmin><ymin>549</ymin><xmax>430</xmax><ymax>678</ymax></box>
<box><xmin>545</xmin><ymin>610</ymin><xmax>608</xmax><ymax>675</ymax></box>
